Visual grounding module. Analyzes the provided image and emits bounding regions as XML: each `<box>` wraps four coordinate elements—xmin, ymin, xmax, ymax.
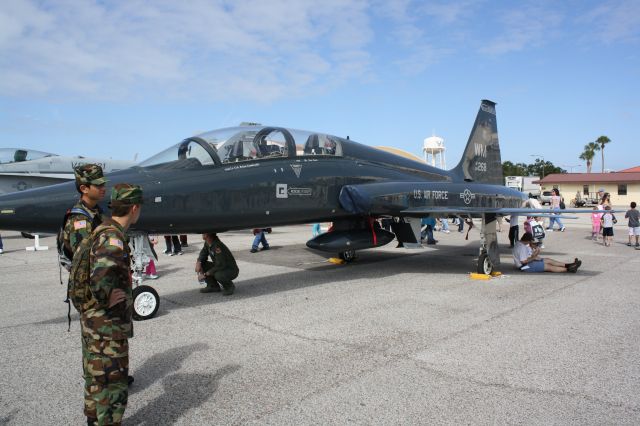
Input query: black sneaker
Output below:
<box><xmin>128</xmin><ymin>375</ymin><xmax>134</xmax><ymax>386</ymax></box>
<box><xmin>250</xmin><ymin>248</ymin><xmax>258</xmax><ymax>253</ymax></box>
<box><xmin>261</xmin><ymin>246</ymin><xmax>270</xmax><ymax>251</ymax></box>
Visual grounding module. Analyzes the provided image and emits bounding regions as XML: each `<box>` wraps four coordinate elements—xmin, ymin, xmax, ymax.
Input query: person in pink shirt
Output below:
<box><xmin>547</xmin><ymin>188</ymin><xmax>565</xmax><ymax>231</ymax></box>
<box><xmin>591</xmin><ymin>206</ymin><xmax>602</xmax><ymax>241</ymax></box>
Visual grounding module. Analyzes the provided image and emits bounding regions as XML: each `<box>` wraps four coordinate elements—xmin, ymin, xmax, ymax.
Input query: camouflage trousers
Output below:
<box><xmin>82</xmin><ymin>336</ymin><xmax>129</xmax><ymax>425</ymax></box>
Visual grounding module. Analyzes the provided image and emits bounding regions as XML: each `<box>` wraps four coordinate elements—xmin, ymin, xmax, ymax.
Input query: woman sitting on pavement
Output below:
<box><xmin>513</xmin><ymin>232</ymin><xmax>581</xmax><ymax>273</ymax></box>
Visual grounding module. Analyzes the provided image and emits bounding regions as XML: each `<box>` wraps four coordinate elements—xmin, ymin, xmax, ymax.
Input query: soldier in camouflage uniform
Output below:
<box><xmin>62</xmin><ymin>164</ymin><xmax>107</xmax><ymax>256</ymax></box>
<box><xmin>82</xmin><ymin>184</ymin><xmax>143</xmax><ymax>426</ymax></box>
<box><xmin>195</xmin><ymin>233</ymin><xmax>239</xmax><ymax>295</ymax></box>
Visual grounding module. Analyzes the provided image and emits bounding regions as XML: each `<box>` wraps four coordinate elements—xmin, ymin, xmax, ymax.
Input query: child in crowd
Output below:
<box><xmin>145</xmin><ymin>235</ymin><xmax>159</xmax><ymax>279</ymax></box>
<box><xmin>524</xmin><ymin>216</ymin><xmax>545</xmax><ymax>248</ymax></box>
<box><xmin>625</xmin><ymin>201</ymin><xmax>640</xmax><ymax>248</ymax></box>
<box><xmin>591</xmin><ymin>206</ymin><xmax>602</xmax><ymax>241</ymax></box>
<box><xmin>601</xmin><ymin>206</ymin><xmax>616</xmax><ymax>247</ymax></box>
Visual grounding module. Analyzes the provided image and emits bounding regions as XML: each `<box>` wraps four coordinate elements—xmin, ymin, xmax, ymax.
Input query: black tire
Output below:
<box><xmin>339</xmin><ymin>249</ymin><xmax>356</xmax><ymax>262</ymax></box>
<box><xmin>477</xmin><ymin>253</ymin><xmax>493</xmax><ymax>275</ymax></box>
<box><xmin>132</xmin><ymin>285</ymin><xmax>160</xmax><ymax>321</ymax></box>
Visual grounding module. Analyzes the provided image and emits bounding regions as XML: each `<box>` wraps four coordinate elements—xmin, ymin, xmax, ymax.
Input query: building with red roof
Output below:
<box><xmin>618</xmin><ymin>166</ymin><xmax>640</xmax><ymax>173</ymax></box>
<box><xmin>536</xmin><ymin>170</ymin><xmax>640</xmax><ymax>206</ymax></box>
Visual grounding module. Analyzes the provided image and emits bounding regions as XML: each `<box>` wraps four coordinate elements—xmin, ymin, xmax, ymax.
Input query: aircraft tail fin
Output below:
<box><xmin>451</xmin><ymin>100</ymin><xmax>503</xmax><ymax>185</ymax></box>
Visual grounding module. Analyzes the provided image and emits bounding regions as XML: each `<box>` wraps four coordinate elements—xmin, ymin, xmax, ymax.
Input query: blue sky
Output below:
<box><xmin>1</xmin><ymin>0</ymin><xmax>638</xmax><ymax>172</ymax></box>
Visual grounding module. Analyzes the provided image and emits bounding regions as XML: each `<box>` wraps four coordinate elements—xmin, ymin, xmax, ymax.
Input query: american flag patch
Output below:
<box><xmin>109</xmin><ymin>238</ymin><xmax>124</xmax><ymax>249</ymax></box>
<box><xmin>74</xmin><ymin>220</ymin><xmax>87</xmax><ymax>230</ymax></box>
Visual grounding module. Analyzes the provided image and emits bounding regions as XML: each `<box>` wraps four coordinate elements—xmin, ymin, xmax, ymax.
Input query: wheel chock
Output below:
<box><xmin>469</xmin><ymin>271</ymin><xmax>503</xmax><ymax>280</ymax></box>
<box><xmin>469</xmin><ymin>273</ymin><xmax>491</xmax><ymax>280</ymax></box>
<box><xmin>328</xmin><ymin>257</ymin><xmax>345</xmax><ymax>265</ymax></box>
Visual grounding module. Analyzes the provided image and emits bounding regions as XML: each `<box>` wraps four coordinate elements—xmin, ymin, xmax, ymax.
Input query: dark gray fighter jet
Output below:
<box><xmin>1</xmin><ymin>100</ymin><xmax>580</xmax><ymax>317</ymax></box>
<box><xmin>0</xmin><ymin>100</ymin><xmax>568</xmax><ymax>270</ymax></box>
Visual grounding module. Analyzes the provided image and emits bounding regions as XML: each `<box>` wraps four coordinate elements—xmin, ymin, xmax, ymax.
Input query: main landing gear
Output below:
<box><xmin>477</xmin><ymin>214</ymin><xmax>499</xmax><ymax>275</ymax></box>
<box><xmin>338</xmin><ymin>249</ymin><xmax>357</xmax><ymax>263</ymax></box>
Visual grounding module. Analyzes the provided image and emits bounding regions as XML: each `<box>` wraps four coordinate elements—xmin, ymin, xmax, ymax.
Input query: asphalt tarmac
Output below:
<box><xmin>1</xmin><ymin>216</ymin><xmax>639</xmax><ymax>425</ymax></box>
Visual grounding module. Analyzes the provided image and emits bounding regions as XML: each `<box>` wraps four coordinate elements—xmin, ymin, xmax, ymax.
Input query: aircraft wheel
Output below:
<box><xmin>132</xmin><ymin>285</ymin><xmax>159</xmax><ymax>321</ymax></box>
<box><xmin>339</xmin><ymin>249</ymin><xmax>356</xmax><ymax>263</ymax></box>
<box><xmin>477</xmin><ymin>253</ymin><xmax>493</xmax><ymax>275</ymax></box>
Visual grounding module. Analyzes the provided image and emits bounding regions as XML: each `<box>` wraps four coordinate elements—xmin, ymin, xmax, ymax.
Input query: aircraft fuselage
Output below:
<box><xmin>0</xmin><ymin>153</ymin><xmax>523</xmax><ymax>235</ymax></box>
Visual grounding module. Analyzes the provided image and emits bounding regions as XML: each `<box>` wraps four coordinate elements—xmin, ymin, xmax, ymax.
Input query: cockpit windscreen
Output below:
<box><xmin>0</xmin><ymin>148</ymin><xmax>56</xmax><ymax>164</ymax></box>
<box><xmin>138</xmin><ymin>126</ymin><xmax>344</xmax><ymax>168</ymax></box>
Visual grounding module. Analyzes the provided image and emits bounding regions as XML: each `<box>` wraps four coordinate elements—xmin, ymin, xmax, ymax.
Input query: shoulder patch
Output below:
<box><xmin>215</xmin><ymin>247</ymin><xmax>222</xmax><ymax>254</ymax></box>
<box><xmin>74</xmin><ymin>220</ymin><xmax>87</xmax><ymax>230</ymax></box>
<box><xmin>108</xmin><ymin>238</ymin><xmax>124</xmax><ymax>249</ymax></box>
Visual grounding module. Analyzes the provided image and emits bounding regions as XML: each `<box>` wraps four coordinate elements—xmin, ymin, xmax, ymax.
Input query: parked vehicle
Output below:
<box><xmin>539</xmin><ymin>191</ymin><xmax>553</xmax><ymax>205</ymax></box>
<box><xmin>505</xmin><ymin>176</ymin><xmax>540</xmax><ymax>198</ymax></box>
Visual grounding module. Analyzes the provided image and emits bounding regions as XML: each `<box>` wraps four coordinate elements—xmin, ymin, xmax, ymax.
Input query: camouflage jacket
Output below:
<box><xmin>63</xmin><ymin>199</ymin><xmax>102</xmax><ymax>256</ymax></box>
<box><xmin>81</xmin><ymin>217</ymin><xmax>133</xmax><ymax>340</ymax></box>
<box><xmin>198</xmin><ymin>238</ymin><xmax>239</xmax><ymax>276</ymax></box>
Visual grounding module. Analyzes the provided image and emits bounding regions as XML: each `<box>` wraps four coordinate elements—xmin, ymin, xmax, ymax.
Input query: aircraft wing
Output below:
<box><xmin>0</xmin><ymin>172</ymin><xmax>74</xmax><ymax>180</ymax></box>
<box><xmin>339</xmin><ymin>182</ymin><xmax>596</xmax><ymax>219</ymax></box>
<box><xmin>400</xmin><ymin>207</ymin><xmax>580</xmax><ymax>219</ymax></box>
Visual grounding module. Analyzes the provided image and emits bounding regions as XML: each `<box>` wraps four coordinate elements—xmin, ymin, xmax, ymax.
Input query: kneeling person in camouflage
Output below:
<box><xmin>81</xmin><ymin>184</ymin><xmax>143</xmax><ymax>425</ymax></box>
<box><xmin>196</xmin><ymin>232</ymin><xmax>239</xmax><ymax>295</ymax></box>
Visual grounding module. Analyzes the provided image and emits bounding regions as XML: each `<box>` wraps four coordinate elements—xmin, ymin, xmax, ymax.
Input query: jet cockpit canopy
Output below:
<box><xmin>0</xmin><ymin>148</ymin><xmax>56</xmax><ymax>164</ymax></box>
<box><xmin>139</xmin><ymin>126</ymin><xmax>344</xmax><ymax>168</ymax></box>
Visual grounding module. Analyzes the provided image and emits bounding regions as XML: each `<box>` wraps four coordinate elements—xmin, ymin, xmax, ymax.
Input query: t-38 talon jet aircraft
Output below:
<box><xmin>0</xmin><ymin>100</ymin><xmax>582</xmax><ymax>319</ymax></box>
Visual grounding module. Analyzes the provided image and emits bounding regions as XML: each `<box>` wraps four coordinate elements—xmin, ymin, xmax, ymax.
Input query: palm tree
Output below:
<box><xmin>579</xmin><ymin>142</ymin><xmax>600</xmax><ymax>173</ymax></box>
<box><xmin>596</xmin><ymin>135</ymin><xmax>611</xmax><ymax>172</ymax></box>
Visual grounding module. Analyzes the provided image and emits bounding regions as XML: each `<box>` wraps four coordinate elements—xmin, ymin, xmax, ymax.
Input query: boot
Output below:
<box><xmin>200</xmin><ymin>283</ymin><xmax>221</xmax><ymax>293</ymax></box>
<box><xmin>222</xmin><ymin>282</ymin><xmax>235</xmax><ymax>296</ymax></box>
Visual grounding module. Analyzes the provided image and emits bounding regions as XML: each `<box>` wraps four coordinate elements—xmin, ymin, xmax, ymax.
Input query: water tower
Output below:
<box><xmin>423</xmin><ymin>134</ymin><xmax>446</xmax><ymax>169</ymax></box>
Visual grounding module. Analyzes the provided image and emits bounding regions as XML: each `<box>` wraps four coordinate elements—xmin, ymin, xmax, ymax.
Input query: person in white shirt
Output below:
<box><xmin>600</xmin><ymin>205</ymin><xmax>616</xmax><ymax>247</ymax></box>
<box><xmin>513</xmin><ymin>233</ymin><xmax>581</xmax><ymax>273</ymax></box>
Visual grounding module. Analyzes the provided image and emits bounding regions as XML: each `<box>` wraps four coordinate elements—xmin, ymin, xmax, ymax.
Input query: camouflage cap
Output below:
<box><xmin>110</xmin><ymin>183</ymin><xmax>144</xmax><ymax>207</ymax></box>
<box><xmin>74</xmin><ymin>164</ymin><xmax>107</xmax><ymax>186</ymax></box>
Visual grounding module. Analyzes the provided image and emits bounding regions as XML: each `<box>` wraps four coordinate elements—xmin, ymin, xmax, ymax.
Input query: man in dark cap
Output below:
<box><xmin>196</xmin><ymin>232</ymin><xmax>239</xmax><ymax>295</ymax></box>
<box><xmin>80</xmin><ymin>183</ymin><xmax>143</xmax><ymax>426</ymax></box>
<box><xmin>60</xmin><ymin>164</ymin><xmax>107</xmax><ymax>259</ymax></box>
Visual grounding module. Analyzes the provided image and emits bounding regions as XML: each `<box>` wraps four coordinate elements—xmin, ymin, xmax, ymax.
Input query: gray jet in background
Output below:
<box><xmin>0</xmin><ymin>148</ymin><xmax>136</xmax><ymax>194</ymax></box>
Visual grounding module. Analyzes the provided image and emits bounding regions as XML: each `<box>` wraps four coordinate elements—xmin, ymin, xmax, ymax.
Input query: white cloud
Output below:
<box><xmin>480</xmin><ymin>5</ymin><xmax>564</xmax><ymax>55</ymax></box>
<box><xmin>0</xmin><ymin>0</ymin><xmax>373</xmax><ymax>101</ymax></box>
<box><xmin>578</xmin><ymin>0</ymin><xmax>640</xmax><ymax>44</ymax></box>
<box><xmin>3</xmin><ymin>1</ymin><xmax>634</xmax><ymax>102</ymax></box>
